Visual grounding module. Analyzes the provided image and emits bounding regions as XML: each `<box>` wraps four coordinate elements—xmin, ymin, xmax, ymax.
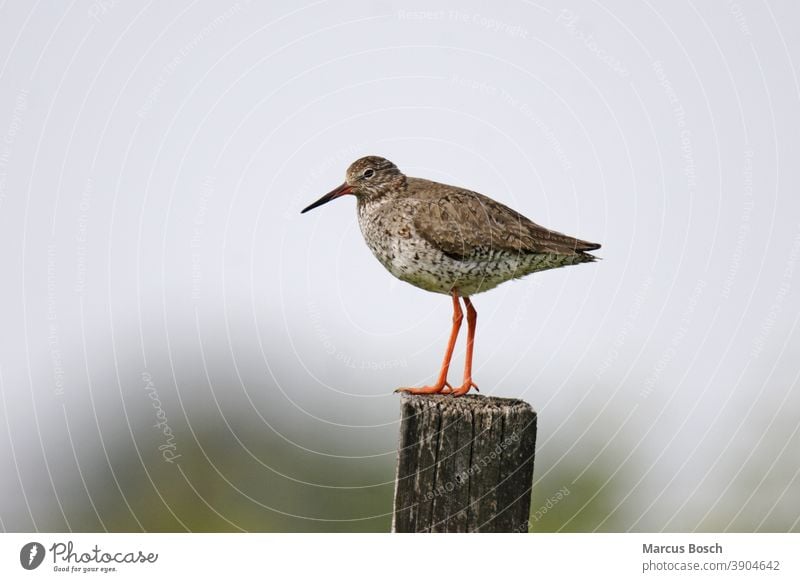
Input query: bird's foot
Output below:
<box><xmin>447</xmin><ymin>379</ymin><xmax>479</xmax><ymax>396</ymax></box>
<box><xmin>395</xmin><ymin>381</ymin><xmax>453</xmax><ymax>395</ymax></box>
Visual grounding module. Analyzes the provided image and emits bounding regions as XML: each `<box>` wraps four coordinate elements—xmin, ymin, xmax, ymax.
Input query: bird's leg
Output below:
<box><xmin>449</xmin><ymin>297</ymin><xmax>479</xmax><ymax>396</ymax></box>
<box><xmin>395</xmin><ymin>290</ymin><xmax>462</xmax><ymax>394</ymax></box>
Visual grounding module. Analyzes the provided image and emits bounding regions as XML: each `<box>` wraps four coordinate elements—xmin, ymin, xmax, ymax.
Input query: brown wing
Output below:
<box><xmin>412</xmin><ymin>182</ymin><xmax>600</xmax><ymax>261</ymax></box>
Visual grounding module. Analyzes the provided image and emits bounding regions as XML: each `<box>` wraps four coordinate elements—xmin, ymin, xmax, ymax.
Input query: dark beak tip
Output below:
<box><xmin>300</xmin><ymin>182</ymin><xmax>352</xmax><ymax>215</ymax></box>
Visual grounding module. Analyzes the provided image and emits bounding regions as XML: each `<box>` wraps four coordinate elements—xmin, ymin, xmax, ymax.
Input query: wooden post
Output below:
<box><xmin>392</xmin><ymin>394</ymin><xmax>537</xmax><ymax>533</ymax></box>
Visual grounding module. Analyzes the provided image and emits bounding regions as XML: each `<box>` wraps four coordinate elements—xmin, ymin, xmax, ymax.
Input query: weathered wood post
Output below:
<box><xmin>392</xmin><ymin>394</ymin><xmax>537</xmax><ymax>532</ymax></box>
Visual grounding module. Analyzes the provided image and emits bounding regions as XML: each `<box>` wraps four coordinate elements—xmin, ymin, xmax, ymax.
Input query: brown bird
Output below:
<box><xmin>302</xmin><ymin>156</ymin><xmax>600</xmax><ymax>395</ymax></box>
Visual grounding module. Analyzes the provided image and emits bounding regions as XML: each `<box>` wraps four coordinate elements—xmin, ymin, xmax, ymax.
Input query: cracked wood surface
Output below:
<box><xmin>392</xmin><ymin>394</ymin><xmax>537</xmax><ymax>533</ymax></box>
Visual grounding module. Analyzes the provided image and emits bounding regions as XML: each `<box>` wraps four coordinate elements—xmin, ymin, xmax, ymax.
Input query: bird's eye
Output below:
<box><xmin>363</xmin><ymin>169</ymin><xmax>375</xmax><ymax>178</ymax></box>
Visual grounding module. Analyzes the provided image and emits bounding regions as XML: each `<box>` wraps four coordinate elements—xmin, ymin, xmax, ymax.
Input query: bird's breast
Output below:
<box><xmin>356</xmin><ymin>199</ymin><xmax>451</xmax><ymax>292</ymax></box>
<box><xmin>357</xmin><ymin>199</ymin><xmax>415</xmax><ymax>265</ymax></box>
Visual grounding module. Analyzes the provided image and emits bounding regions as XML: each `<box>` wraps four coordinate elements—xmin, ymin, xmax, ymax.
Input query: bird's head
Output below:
<box><xmin>301</xmin><ymin>156</ymin><xmax>405</xmax><ymax>213</ymax></box>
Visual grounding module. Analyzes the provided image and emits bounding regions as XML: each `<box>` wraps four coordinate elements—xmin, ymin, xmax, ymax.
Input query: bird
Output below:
<box><xmin>301</xmin><ymin>156</ymin><xmax>600</xmax><ymax>396</ymax></box>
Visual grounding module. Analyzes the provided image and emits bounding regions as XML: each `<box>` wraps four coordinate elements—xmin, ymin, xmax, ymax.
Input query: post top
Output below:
<box><xmin>400</xmin><ymin>393</ymin><xmax>534</xmax><ymax>416</ymax></box>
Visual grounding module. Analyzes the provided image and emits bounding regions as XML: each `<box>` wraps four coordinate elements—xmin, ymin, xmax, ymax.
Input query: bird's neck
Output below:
<box><xmin>357</xmin><ymin>176</ymin><xmax>408</xmax><ymax>207</ymax></box>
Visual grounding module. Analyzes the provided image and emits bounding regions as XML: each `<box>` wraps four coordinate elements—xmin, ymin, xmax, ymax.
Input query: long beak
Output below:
<box><xmin>301</xmin><ymin>182</ymin><xmax>353</xmax><ymax>214</ymax></box>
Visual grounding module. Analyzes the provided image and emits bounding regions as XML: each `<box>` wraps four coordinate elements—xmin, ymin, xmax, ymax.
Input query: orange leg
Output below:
<box><xmin>396</xmin><ymin>290</ymin><xmax>462</xmax><ymax>394</ymax></box>
<box><xmin>449</xmin><ymin>297</ymin><xmax>478</xmax><ymax>396</ymax></box>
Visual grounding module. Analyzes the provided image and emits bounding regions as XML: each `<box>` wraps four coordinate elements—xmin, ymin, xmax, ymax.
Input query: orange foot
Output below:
<box><xmin>442</xmin><ymin>380</ymin><xmax>479</xmax><ymax>396</ymax></box>
<box><xmin>395</xmin><ymin>382</ymin><xmax>453</xmax><ymax>395</ymax></box>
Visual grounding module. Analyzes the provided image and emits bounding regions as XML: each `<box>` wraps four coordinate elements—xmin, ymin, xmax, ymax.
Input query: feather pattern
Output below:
<box><xmin>409</xmin><ymin>178</ymin><xmax>599</xmax><ymax>260</ymax></box>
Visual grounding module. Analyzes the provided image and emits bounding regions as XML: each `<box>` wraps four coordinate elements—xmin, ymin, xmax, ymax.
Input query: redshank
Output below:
<box><xmin>301</xmin><ymin>156</ymin><xmax>600</xmax><ymax>396</ymax></box>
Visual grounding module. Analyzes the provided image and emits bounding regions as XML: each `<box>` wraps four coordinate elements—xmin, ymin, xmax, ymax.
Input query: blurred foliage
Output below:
<box><xmin>24</xmin><ymin>416</ymin><xmax>629</xmax><ymax>533</ymax></box>
<box><xmin>47</xmin><ymin>423</ymin><xmax>396</xmax><ymax>532</ymax></box>
<box><xmin>529</xmin><ymin>471</ymin><xmax>623</xmax><ymax>533</ymax></box>
<box><xmin>9</xmin><ymin>399</ymin><xmax>797</xmax><ymax>533</ymax></box>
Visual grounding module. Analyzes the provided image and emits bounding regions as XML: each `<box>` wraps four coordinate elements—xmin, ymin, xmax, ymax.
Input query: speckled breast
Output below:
<box><xmin>356</xmin><ymin>198</ymin><xmax>534</xmax><ymax>296</ymax></box>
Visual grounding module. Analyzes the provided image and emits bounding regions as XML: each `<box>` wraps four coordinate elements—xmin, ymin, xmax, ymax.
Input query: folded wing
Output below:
<box><xmin>413</xmin><ymin>186</ymin><xmax>600</xmax><ymax>261</ymax></box>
